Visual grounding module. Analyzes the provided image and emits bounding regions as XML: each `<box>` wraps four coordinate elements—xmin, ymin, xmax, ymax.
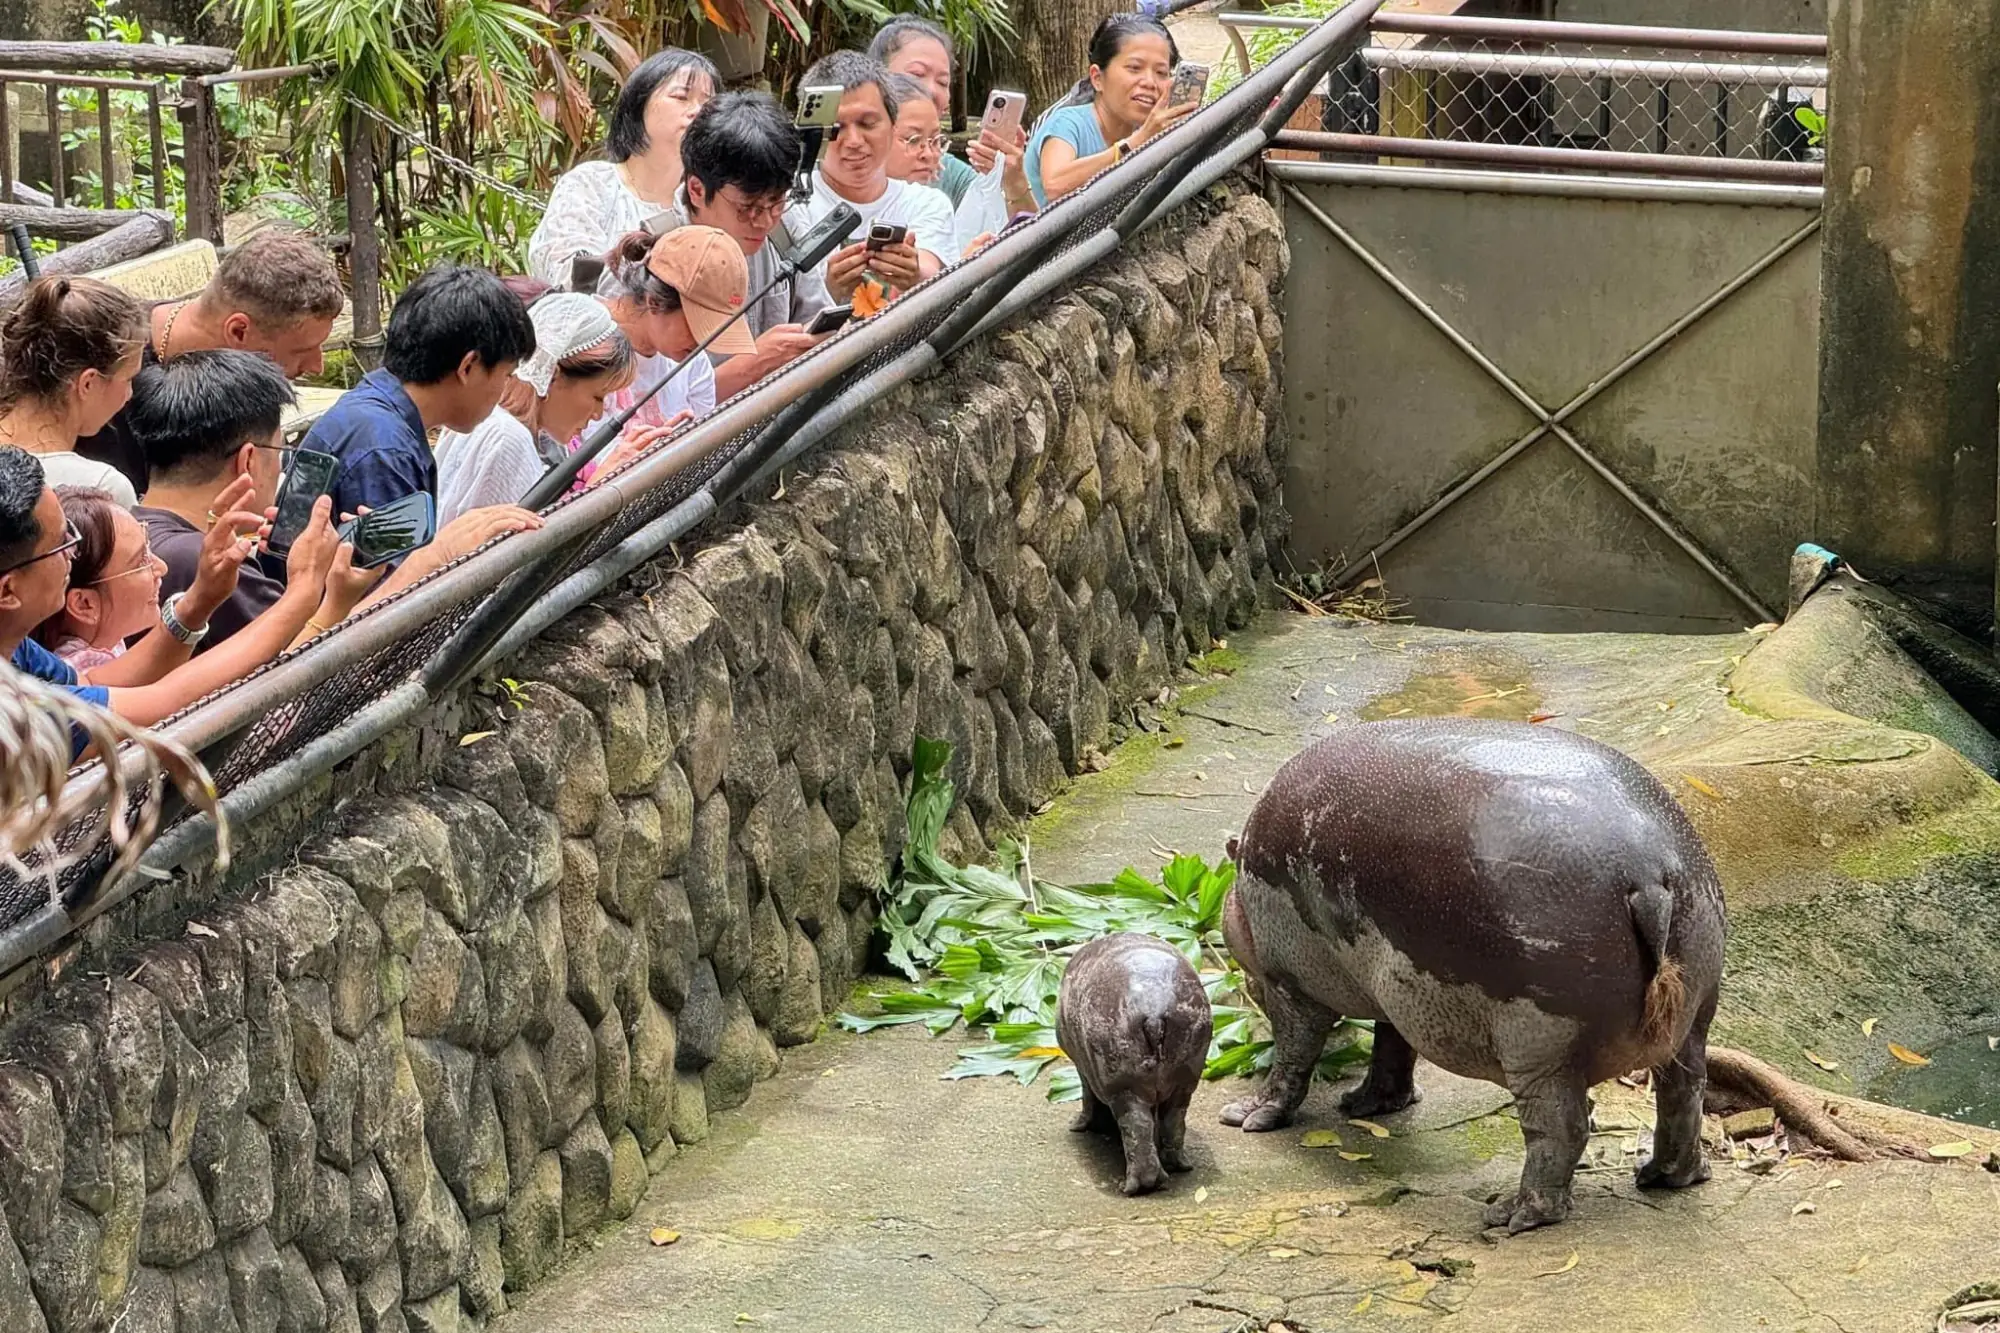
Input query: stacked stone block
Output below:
<box><xmin>0</xmin><ymin>187</ymin><xmax>1288</xmax><ymax>1331</ymax></box>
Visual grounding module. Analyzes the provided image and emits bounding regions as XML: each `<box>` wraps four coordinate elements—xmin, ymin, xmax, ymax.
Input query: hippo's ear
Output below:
<box><xmin>1225</xmin><ymin>836</ymin><xmax>1240</xmax><ymax>861</ymax></box>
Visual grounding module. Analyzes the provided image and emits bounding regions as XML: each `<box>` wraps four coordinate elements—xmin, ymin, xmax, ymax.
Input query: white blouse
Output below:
<box><xmin>527</xmin><ymin>161</ymin><xmax>676</xmax><ymax>288</ymax></box>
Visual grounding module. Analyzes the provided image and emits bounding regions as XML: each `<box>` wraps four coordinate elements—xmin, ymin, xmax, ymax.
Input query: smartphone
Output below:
<box><xmin>982</xmin><ymin>89</ymin><xmax>1028</xmax><ymax>141</ymax></box>
<box><xmin>866</xmin><ymin>222</ymin><xmax>908</xmax><ymax>251</ymax></box>
<box><xmin>641</xmin><ymin>209</ymin><xmax>681</xmax><ymax>238</ymax></box>
<box><xmin>1171</xmin><ymin>61</ymin><xmax>1210</xmax><ymax>108</ymax></box>
<box><xmin>336</xmin><ymin>492</ymin><xmax>437</xmax><ymax>570</ymax></box>
<box><xmin>795</xmin><ymin>84</ymin><xmax>843</xmax><ymax>129</ymax></box>
<box><xmin>265</xmin><ymin>448</ymin><xmax>340</xmax><ymax>555</ymax></box>
<box><xmin>804</xmin><ymin>304</ymin><xmax>854</xmax><ymax>336</ymax></box>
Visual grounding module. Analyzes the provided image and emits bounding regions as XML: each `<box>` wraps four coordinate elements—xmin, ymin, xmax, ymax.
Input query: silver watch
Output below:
<box><xmin>161</xmin><ymin>592</ymin><xmax>210</xmax><ymax>647</ymax></box>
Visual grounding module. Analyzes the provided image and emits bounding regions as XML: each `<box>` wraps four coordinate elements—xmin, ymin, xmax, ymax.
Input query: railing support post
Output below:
<box><xmin>176</xmin><ymin>79</ymin><xmax>221</xmax><ymax>242</ymax></box>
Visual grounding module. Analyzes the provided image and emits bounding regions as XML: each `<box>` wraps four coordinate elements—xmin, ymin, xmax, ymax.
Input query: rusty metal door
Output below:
<box><xmin>1276</xmin><ymin>161</ymin><xmax>1822</xmax><ymax>632</ymax></box>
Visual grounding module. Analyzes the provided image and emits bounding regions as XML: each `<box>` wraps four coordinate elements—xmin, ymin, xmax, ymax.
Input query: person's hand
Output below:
<box><xmin>318</xmin><ymin>541</ymin><xmax>385</xmax><ymax>621</ymax></box>
<box><xmin>183</xmin><ymin>474</ymin><xmax>263</xmax><ymax>624</ymax></box>
<box><xmin>862</xmin><ymin>237</ymin><xmax>924</xmax><ymax>291</ymax></box>
<box><xmin>960</xmin><ymin>232</ymin><xmax>997</xmax><ymax>260</ymax></box>
<box><xmin>967</xmin><ymin>122</ymin><xmax>1025</xmax><ymax>175</ymax></box>
<box><xmin>755</xmin><ymin>323</ymin><xmax>824</xmax><ymax>370</ymax></box>
<box><xmin>825</xmin><ymin>242</ymin><xmax>871</xmax><ymax>301</ymax></box>
<box><xmin>1131</xmin><ymin>93</ymin><xmax>1199</xmax><ymax>149</ymax></box>
<box><xmin>596</xmin><ymin>412</ymin><xmax>696</xmax><ymax>484</ymax></box>
<box><xmin>432</xmin><ymin>505</ymin><xmax>544</xmax><ymax>563</ymax></box>
<box><xmin>281</xmin><ymin>495</ymin><xmax>340</xmax><ymax>596</ymax></box>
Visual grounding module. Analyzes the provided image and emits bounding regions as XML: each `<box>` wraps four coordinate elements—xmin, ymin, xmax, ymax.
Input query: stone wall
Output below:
<box><xmin>0</xmin><ymin>185</ymin><xmax>1289</xmax><ymax>1333</ymax></box>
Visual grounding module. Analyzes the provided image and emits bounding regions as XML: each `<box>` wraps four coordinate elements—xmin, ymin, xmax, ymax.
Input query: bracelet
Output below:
<box><xmin>160</xmin><ymin>593</ymin><xmax>209</xmax><ymax>647</ymax></box>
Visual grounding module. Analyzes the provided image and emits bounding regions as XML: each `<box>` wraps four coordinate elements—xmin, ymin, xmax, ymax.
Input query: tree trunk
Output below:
<box><xmin>981</xmin><ymin>0</ymin><xmax>1127</xmax><ymax>117</ymax></box>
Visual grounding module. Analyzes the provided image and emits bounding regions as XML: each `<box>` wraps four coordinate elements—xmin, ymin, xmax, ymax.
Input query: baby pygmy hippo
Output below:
<box><xmin>1056</xmin><ymin>932</ymin><xmax>1212</xmax><ymax>1195</ymax></box>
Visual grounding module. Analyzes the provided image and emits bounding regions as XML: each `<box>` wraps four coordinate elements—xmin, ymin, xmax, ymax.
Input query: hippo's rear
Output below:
<box><xmin>1221</xmin><ymin>718</ymin><xmax>1726</xmax><ymax>1232</ymax></box>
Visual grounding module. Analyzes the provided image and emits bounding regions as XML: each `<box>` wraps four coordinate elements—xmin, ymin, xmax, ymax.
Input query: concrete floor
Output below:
<box><xmin>498</xmin><ymin>614</ymin><xmax>2000</xmax><ymax>1332</ymax></box>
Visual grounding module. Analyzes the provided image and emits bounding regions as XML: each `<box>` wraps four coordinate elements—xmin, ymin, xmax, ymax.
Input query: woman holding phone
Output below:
<box><xmin>1026</xmin><ymin>15</ymin><xmax>1198</xmax><ymax>207</ymax></box>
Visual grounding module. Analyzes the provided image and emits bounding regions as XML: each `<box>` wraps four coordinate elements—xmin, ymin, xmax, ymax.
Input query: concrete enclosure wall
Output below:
<box><xmin>1280</xmin><ymin>167</ymin><xmax>1822</xmax><ymax>632</ymax></box>
<box><xmin>0</xmin><ymin>188</ymin><xmax>1289</xmax><ymax>1333</ymax></box>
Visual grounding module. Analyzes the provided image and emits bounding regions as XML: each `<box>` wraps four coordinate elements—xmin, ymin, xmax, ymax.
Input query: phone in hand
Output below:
<box><xmin>265</xmin><ymin>448</ymin><xmax>340</xmax><ymax>555</ymax></box>
<box><xmin>982</xmin><ymin>90</ymin><xmax>1028</xmax><ymax>141</ymax></box>
<box><xmin>1170</xmin><ymin>61</ymin><xmax>1210</xmax><ymax>108</ymax></box>
<box><xmin>336</xmin><ymin>492</ymin><xmax>437</xmax><ymax>570</ymax></box>
<box><xmin>804</xmin><ymin>304</ymin><xmax>854</xmax><ymax>336</ymax></box>
<box><xmin>866</xmin><ymin>222</ymin><xmax>909</xmax><ymax>251</ymax></box>
<box><xmin>795</xmin><ymin>84</ymin><xmax>843</xmax><ymax>129</ymax></box>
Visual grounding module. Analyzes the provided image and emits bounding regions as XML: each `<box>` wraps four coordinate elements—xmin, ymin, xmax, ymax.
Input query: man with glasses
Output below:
<box><xmin>673</xmin><ymin>92</ymin><xmax>838</xmax><ymax>398</ymax></box>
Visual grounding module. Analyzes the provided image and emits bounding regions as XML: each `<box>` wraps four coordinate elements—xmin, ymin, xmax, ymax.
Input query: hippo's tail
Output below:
<box><xmin>1629</xmin><ymin>882</ymin><xmax>1687</xmax><ymax>1051</ymax></box>
<box><xmin>1138</xmin><ymin>1016</ymin><xmax>1166</xmax><ymax>1073</ymax></box>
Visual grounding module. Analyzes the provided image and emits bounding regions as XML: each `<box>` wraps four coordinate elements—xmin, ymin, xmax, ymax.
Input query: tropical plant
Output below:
<box><xmin>1210</xmin><ymin>0</ymin><xmax>1350</xmax><ymax>97</ymax></box>
<box><xmin>837</xmin><ymin>738</ymin><xmax>1374</xmax><ymax>1100</ymax></box>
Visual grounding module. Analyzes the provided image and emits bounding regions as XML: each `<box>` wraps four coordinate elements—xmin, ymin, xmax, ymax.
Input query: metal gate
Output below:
<box><xmin>1277</xmin><ymin>161</ymin><xmax>1822</xmax><ymax>633</ymax></box>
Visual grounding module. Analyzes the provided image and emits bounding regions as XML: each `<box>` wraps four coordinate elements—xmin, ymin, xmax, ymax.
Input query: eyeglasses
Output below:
<box><xmin>895</xmin><ymin>132</ymin><xmax>949</xmax><ymax>153</ymax></box>
<box><xmin>715</xmin><ymin>189</ymin><xmax>789</xmax><ymax>225</ymax></box>
<box><xmin>0</xmin><ymin>520</ymin><xmax>82</xmax><ymax>575</ymax></box>
<box><xmin>87</xmin><ymin>542</ymin><xmax>162</xmax><ymax>587</ymax></box>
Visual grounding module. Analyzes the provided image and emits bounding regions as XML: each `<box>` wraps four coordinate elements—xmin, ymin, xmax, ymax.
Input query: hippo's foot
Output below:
<box><xmin>1120</xmin><ymin>1163</ymin><xmax>1168</xmax><ymax>1196</ymax></box>
<box><xmin>1339</xmin><ymin>1081</ymin><xmax>1423</xmax><ymax>1119</ymax></box>
<box><xmin>1071</xmin><ymin>1088</ymin><xmax>1111</xmax><ymax>1134</ymax></box>
<box><xmin>1481</xmin><ymin>1188</ymin><xmax>1572</xmax><ymax>1234</ymax></box>
<box><xmin>1218</xmin><ymin>1092</ymin><xmax>1295</xmax><ymax>1132</ymax></box>
<box><xmin>1634</xmin><ymin>1151</ymin><xmax>1711</xmax><ymax>1190</ymax></box>
<box><xmin>1340</xmin><ymin>1021</ymin><xmax>1424</xmax><ymax>1119</ymax></box>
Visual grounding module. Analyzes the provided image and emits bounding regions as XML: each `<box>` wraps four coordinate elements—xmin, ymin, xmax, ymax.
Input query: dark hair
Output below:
<box><xmin>601</xmin><ymin>233</ymin><xmax>684</xmax><ymax>315</ymax></box>
<box><xmin>869</xmin><ymin>16</ymin><xmax>953</xmax><ymax>66</ymax></box>
<box><xmin>0</xmin><ymin>446</ymin><xmax>47</xmax><ymax>571</ymax></box>
<box><xmin>207</xmin><ymin>229</ymin><xmax>344</xmax><ymax>327</ymax></box>
<box><xmin>129</xmin><ymin>349</ymin><xmax>297</xmax><ymax>483</ymax></box>
<box><xmin>606</xmin><ymin>48</ymin><xmax>719</xmax><ymax>163</ymax></box>
<box><xmin>382</xmin><ymin>266</ymin><xmax>537</xmax><ymax>384</ymax></box>
<box><xmin>682</xmin><ymin>92</ymin><xmax>802</xmax><ymax>203</ymax></box>
<box><xmin>558</xmin><ymin>331</ymin><xmax>635</xmax><ymax>386</ymax></box>
<box><xmin>800</xmin><ymin>51</ymin><xmax>900</xmax><ymax>125</ymax></box>
<box><xmin>0</xmin><ymin>276</ymin><xmax>147</xmax><ymax>411</ymax></box>
<box><xmin>31</xmin><ymin>485</ymin><xmax>121</xmax><ymax>646</ymax></box>
<box><xmin>1043</xmin><ymin>13</ymin><xmax>1180</xmax><ymax>116</ymax></box>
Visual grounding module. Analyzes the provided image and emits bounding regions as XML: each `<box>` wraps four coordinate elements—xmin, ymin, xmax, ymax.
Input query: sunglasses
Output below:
<box><xmin>0</xmin><ymin>520</ymin><xmax>82</xmax><ymax>575</ymax></box>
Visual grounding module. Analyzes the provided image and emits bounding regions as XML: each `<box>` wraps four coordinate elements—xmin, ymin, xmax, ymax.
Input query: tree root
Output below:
<box><xmin>1702</xmin><ymin>1045</ymin><xmax>1931</xmax><ymax>1163</ymax></box>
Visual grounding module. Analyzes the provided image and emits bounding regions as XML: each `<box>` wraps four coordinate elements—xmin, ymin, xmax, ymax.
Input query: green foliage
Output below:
<box><xmin>838</xmin><ymin>738</ymin><xmax>1372</xmax><ymax>1101</ymax></box>
<box><xmin>1211</xmin><ymin>0</ymin><xmax>1351</xmax><ymax>97</ymax></box>
<box><xmin>1791</xmin><ymin>105</ymin><xmax>1826</xmax><ymax>148</ymax></box>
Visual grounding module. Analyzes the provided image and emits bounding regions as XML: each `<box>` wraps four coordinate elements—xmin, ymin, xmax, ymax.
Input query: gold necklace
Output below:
<box><xmin>158</xmin><ymin>300</ymin><xmax>187</xmax><ymax>358</ymax></box>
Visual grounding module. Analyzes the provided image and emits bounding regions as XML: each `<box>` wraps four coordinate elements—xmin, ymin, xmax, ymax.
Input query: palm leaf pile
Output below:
<box><xmin>837</xmin><ymin>738</ymin><xmax>1373</xmax><ymax>1101</ymax></box>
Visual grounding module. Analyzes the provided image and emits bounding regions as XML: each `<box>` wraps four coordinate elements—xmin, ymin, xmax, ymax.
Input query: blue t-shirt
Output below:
<box><xmin>12</xmin><ymin>639</ymin><xmax>112</xmax><ymax>761</ymax></box>
<box><xmin>1026</xmin><ymin>103</ymin><xmax>1109</xmax><ymax>207</ymax></box>
<box><xmin>301</xmin><ymin>368</ymin><xmax>435</xmax><ymax>521</ymax></box>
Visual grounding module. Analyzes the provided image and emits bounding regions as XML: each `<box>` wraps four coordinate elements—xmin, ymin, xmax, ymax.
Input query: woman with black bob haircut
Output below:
<box><xmin>1025</xmin><ymin>14</ymin><xmax>1196</xmax><ymax>207</ymax></box>
<box><xmin>528</xmin><ymin>48</ymin><xmax>719</xmax><ymax>285</ymax></box>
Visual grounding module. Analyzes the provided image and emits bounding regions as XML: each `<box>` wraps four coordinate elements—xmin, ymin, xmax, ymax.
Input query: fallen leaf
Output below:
<box><xmin>649</xmin><ymin>1228</ymin><xmax>681</xmax><ymax>1246</ymax></box>
<box><xmin>1527</xmin><ymin>712</ymin><xmax>1560</xmax><ymax>724</ymax></box>
<box><xmin>1803</xmin><ymin>1050</ymin><xmax>1839</xmax><ymax>1072</ymax></box>
<box><xmin>1337</xmin><ymin>1150</ymin><xmax>1372</xmax><ymax>1162</ymax></box>
<box><xmin>185</xmin><ymin>922</ymin><xmax>219</xmax><ymax>939</ymax></box>
<box><xmin>1750</xmin><ymin>622</ymin><xmax>1779</xmax><ymax>634</ymax></box>
<box><xmin>1860</xmin><ymin>1017</ymin><xmax>1878</xmax><ymax>1037</ymax></box>
<box><xmin>1848</xmin><ymin>1255</ymin><xmax>1870</xmax><ymax>1275</ymax></box>
<box><xmin>1824</xmin><ymin>1179</ymin><xmax>1844</xmax><ymax>1190</ymax></box>
<box><xmin>1164</xmin><ymin>736</ymin><xmax>1185</xmax><ymax>749</ymax></box>
<box><xmin>1535</xmin><ymin>1251</ymin><xmax>1580</xmax><ymax>1278</ymax></box>
<box><xmin>1791</xmin><ymin>1201</ymin><xmax>1816</xmax><ymax>1216</ymax></box>
<box><xmin>1267</xmin><ymin>1247</ymin><xmax>1301</xmax><ymax>1259</ymax></box>
<box><xmin>1681</xmin><ymin>775</ymin><xmax>1722</xmax><ymax>800</ymax></box>
<box><xmin>1926</xmin><ymin>1140</ymin><xmax>1977</xmax><ymax>1159</ymax></box>
<box><xmin>1887</xmin><ymin>1043</ymin><xmax>1930</xmax><ymax>1067</ymax></box>
<box><xmin>1299</xmin><ymin>1130</ymin><xmax>1341</xmax><ymax>1149</ymax></box>
<box><xmin>459</xmin><ymin>731</ymin><xmax>496</xmax><ymax>746</ymax></box>
<box><xmin>1348</xmin><ymin>1119</ymin><xmax>1391</xmax><ymax>1139</ymax></box>
<box><xmin>1988</xmin><ymin>1035</ymin><xmax>1998</xmax><ymax>1052</ymax></box>
<box><xmin>1322</xmin><ymin>713</ymin><xmax>1340</xmax><ymax>724</ymax></box>
<box><xmin>1350</xmin><ymin>1294</ymin><xmax>1373</xmax><ymax>1314</ymax></box>
<box><xmin>1019</xmin><ymin>1047</ymin><xmax>1065</xmax><ymax>1060</ymax></box>
<box><xmin>1194</xmin><ymin>1186</ymin><xmax>1209</xmax><ymax>1204</ymax></box>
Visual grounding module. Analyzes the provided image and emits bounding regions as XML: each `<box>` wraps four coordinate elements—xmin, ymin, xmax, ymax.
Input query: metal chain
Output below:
<box><xmin>342</xmin><ymin>94</ymin><xmax>546</xmax><ymax>209</ymax></box>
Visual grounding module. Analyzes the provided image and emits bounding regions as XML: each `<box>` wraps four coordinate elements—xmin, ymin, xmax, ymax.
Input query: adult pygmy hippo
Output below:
<box><xmin>1057</xmin><ymin>932</ymin><xmax>1212</xmax><ymax>1195</ymax></box>
<box><xmin>1220</xmin><ymin>718</ymin><xmax>1726</xmax><ymax>1232</ymax></box>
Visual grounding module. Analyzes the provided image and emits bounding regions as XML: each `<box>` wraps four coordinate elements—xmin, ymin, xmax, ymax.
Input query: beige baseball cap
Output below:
<box><xmin>646</xmin><ymin>225</ymin><xmax>757</xmax><ymax>357</ymax></box>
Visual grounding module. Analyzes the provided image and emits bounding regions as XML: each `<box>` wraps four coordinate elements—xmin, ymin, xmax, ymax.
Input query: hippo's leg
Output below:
<box><xmin>1339</xmin><ymin>1021</ymin><xmax>1425</xmax><ymax>1118</ymax></box>
<box><xmin>1158</xmin><ymin>1088</ymin><xmax>1194</xmax><ymax>1173</ymax></box>
<box><xmin>1220</xmin><ymin>981</ymin><xmax>1336</xmax><ymax>1132</ymax></box>
<box><xmin>1071</xmin><ymin>1084</ymin><xmax>1112</xmax><ymax>1134</ymax></box>
<box><xmin>1483</xmin><ymin>1073</ymin><xmax>1589</xmax><ymax>1233</ymax></box>
<box><xmin>1112</xmin><ymin>1093</ymin><xmax>1167</xmax><ymax>1195</ymax></box>
<box><xmin>1637</xmin><ymin>1008</ymin><xmax>1713</xmax><ymax>1190</ymax></box>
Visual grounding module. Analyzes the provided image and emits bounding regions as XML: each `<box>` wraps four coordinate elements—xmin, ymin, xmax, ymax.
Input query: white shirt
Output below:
<box><xmin>953</xmin><ymin>160</ymin><xmax>1011</xmax><ymax>259</ymax></box>
<box><xmin>799</xmin><ymin>172</ymin><xmax>958</xmax><ymax>277</ymax></box>
<box><xmin>584</xmin><ymin>348</ymin><xmax>717</xmax><ymax>443</ymax></box>
<box><xmin>38</xmin><ymin>451</ymin><xmax>137</xmax><ymax>507</ymax></box>
<box><xmin>435</xmin><ymin>408</ymin><xmax>547</xmax><ymax>523</ymax></box>
<box><xmin>527</xmin><ymin>161</ymin><xmax>674</xmax><ymax>288</ymax></box>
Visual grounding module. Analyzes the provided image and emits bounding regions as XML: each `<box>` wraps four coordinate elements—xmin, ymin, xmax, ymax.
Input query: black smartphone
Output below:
<box><xmin>336</xmin><ymin>492</ymin><xmax>437</xmax><ymax>570</ymax></box>
<box><xmin>266</xmin><ymin>448</ymin><xmax>340</xmax><ymax>555</ymax></box>
<box><xmin>866</xmin><ymin>222</ymin><xmax>908</xmax><ymax>251</ymax></box>
<box><xmin>804</xmin><ymin>304</ymin><xmax>854</xmax><ymax>336</ymax></box>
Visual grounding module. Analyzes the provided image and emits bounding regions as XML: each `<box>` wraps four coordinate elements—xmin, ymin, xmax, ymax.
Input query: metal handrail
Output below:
<box><xmin>0</xmin><ymin>2</ymin><xmax>1391</xmax><ymax>978</ymax></box>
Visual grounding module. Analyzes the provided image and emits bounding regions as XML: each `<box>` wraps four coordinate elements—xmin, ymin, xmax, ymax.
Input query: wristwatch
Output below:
<box><xmin>1113</xmin><ymin>138</ymin><xmax>1133</xmax><ymax>163</ymax></box>
<box><xmin>161</xmin><ymin>592</ymin><xmax>210</xmax><ymax>647</ymax></box>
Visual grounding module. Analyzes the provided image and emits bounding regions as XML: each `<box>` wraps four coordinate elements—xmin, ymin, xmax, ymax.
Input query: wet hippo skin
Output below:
<box><xmin>1057</xmin><ymin>932</ymin><xmax>1213</xmax><ymax>1195</ymax></box>
<box><xmin>1220</xmin><ymin>718</ymin><xmax>1727</xmax><ymax>1232</ymax></box>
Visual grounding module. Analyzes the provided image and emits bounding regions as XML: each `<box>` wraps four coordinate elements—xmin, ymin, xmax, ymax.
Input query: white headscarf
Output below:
<box><xmin>515</xmin><ymin>293</ymin><xmax>619</xmax><ymax>397</ymax></box>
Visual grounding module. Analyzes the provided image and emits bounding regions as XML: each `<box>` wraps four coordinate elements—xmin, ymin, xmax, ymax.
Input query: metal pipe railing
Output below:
<box><xmin>1368</xmin><ymin>13</ymin><xmax>1827</xmax><ymax>57</ymax></box>
<box><xmin>1276</xmin><ymin>131</ymin><xmax>1824</xmax><ymax>184</ymax></box>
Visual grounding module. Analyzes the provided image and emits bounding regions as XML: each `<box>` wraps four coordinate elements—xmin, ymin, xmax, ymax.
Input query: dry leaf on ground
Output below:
<box><xmin>649</xmin><ymin>1228</ymin><xmax>681</xmax><ymax>1246</ymax></box>
<box><xmin>1887</xmin><ymin>1043</ymin><xmax>1931</xmax><ymax>1067</ymax></box>
<box><xmin>1792</xmin><ymin>1201</ymin><xmax>1816</xmax><ymax>1216</ymax></box>
<box><xmin>1535</xmin><ymin>1252</ymin><xmax>1580</xmax><ymax>1278</ymax></box>
<box><xmin>1803</xmin><ymin>1050</ymin><xmax>1839</xmax><ymax>1072</ymax></box>
<box><xmin>1348</xmin><ymin>1119</ymin><xmax>1391</xmax><ymax>1138</ymax></box>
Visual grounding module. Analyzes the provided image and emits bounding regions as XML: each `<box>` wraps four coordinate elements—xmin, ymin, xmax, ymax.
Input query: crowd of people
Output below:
<box><xmin>0</xmin><ymin>12</ymin><xmax>1205</xmax><ymax>763</ymax></box>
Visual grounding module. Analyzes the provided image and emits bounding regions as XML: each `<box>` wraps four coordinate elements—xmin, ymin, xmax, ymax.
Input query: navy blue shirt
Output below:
<box><xmin>301</xmin><ymin>369</ymin><xmax>435</xmax><ymax>521</ymax></box>
<box><xmin>12</xmin><ymin>639</ymin><xmax>113</xmax><ymax>761</ymax></box>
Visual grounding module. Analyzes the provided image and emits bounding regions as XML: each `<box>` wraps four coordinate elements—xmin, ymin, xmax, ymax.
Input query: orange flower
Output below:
<box><xmin>853</xmin><ymin>275</ymin><xmax>893</xmax><ymax>319</ymax></box>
